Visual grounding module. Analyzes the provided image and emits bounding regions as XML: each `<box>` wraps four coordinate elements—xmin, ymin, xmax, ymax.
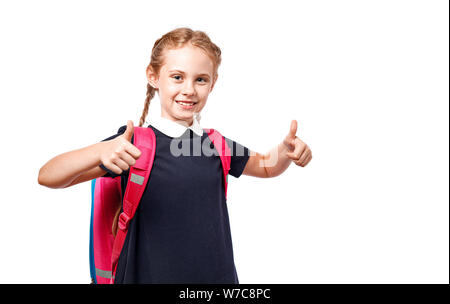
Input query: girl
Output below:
<box><xmin>38</xmin><ymin>27</ymin><xmax>312</xmax><ymax>284</ymax></box>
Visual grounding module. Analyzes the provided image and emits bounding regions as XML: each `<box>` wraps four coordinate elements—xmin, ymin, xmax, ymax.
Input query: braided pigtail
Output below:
<box><xmin>139</xmin><ymin>83</ymin><xmax>156</xmax><ymax>127</ymax></box>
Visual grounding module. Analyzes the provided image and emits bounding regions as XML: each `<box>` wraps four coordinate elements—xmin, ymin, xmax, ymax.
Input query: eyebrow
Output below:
<box><xmin>168</xmin><ymin>69</ymin><xmax>211</xmax><ymax>78</ymax></box>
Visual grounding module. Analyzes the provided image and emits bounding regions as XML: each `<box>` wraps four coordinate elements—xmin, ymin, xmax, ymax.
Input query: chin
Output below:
<box><xmin>172</xmin><ymin>111</ymin><xmax>194</xmax><ymax>123</ymax></box>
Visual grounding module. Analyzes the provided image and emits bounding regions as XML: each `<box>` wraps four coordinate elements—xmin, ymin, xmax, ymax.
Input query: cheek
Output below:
<box><xmin>160</xmin><ymin>85</ymin><xmax>179</xmax><ymax>101</ymax></box>
<box><xmin>166</xmin><ymin>82</ymin><xmax>179</xmax><ymax>92</ymax></box>
<box><xmin>198</xmin><ymin>86</ymin><xmax>212</xmax><ymax>99</ymax></box>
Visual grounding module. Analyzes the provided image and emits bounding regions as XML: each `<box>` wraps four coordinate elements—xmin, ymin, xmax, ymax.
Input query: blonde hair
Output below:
<box><xmin>138</xmin><ymin>27</ymin><xmax>222</xmax><ymax>127</ymax></box>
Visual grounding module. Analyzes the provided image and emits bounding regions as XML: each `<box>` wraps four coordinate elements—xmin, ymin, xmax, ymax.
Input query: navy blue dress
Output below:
<box><xmin>100</xmin><ymin>125</ymin><xmax>250</xmax><ymax>284</ymax></box>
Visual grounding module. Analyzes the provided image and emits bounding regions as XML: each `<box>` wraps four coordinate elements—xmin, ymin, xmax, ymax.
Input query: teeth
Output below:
<box><xmin>177</xmin><ymin>101</ymin><xmax>194</xmax><ymax>106</ymax></box>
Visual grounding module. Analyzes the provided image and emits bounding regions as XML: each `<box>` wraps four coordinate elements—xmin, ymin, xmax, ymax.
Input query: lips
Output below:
<box><xmin>176</xmin><ymin>100</ymin><xmax>197</xmax><ymax>105</ymax></box>
<box><xmin>175</xmin><ymin>100</ymin><xmax>197</xmax><ymax>109</ymax></box>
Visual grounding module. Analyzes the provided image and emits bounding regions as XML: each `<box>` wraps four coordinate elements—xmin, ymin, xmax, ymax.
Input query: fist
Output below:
<box><xmin>283</xmin><ymin>120</ymin><xmax>312</xmax><ymax>167</ymax></box>
<box><xmin>100</xmin><ymin>120</ymin><xmax>142</xmax><ymax>174</ymax></box>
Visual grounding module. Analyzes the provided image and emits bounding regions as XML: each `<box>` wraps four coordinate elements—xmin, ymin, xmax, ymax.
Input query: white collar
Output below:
<box><xmin>149</xmin><ymin>114</ymin><xmax>203</xmax><ymax>138</ymax></box>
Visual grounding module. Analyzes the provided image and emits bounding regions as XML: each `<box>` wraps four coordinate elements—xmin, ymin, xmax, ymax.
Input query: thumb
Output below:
<box><xmin>287</xmin><ymin>120</ymin><xmax>298</xmax><ymax>140</ymax></box>
<box><xmin>123</xmin><ymin>120</ymin><xmax>134</xmax><ymax>142</ymax></box>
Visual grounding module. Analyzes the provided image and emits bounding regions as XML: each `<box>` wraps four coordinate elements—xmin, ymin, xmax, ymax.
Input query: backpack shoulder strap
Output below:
<box><xmin>205</xmin><ymin>128</ymin><xmax>231</xmax><ymax>199</ymax></box>
<box><xmin>110</xmin><ymin>126</ymin><xmax>156</xmax><ymax>283</ymax></box>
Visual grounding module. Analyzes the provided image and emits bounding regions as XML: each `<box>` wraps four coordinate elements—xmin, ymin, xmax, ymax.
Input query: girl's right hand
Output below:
<box><xmin>100</xmin><ymin>120</ymin><xmax>142</xmax><ymax>174</ymax></box>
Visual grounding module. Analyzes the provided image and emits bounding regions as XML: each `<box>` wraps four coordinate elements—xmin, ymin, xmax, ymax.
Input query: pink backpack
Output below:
<box><xmin>89</xmin><ymin>126</ymin><xmax>231</xmax><ymax>284</ymax></box>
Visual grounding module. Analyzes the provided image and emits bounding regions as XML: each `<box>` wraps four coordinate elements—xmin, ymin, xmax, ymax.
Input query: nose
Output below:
<box><xmin>182</xmin><ymin>81</ymin><xmax>196</xmax><ymax>96</ymax></box>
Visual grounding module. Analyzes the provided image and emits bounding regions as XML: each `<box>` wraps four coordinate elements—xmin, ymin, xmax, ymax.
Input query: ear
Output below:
<box><xmin>209</xmin><ymin>73</ymin><xmax>218</xmax><ymax>92</ymax></box>
<box><xmin>146</xmin><ymin>65</ymin><xmax>159</xmax><ymax>89</ymax></box>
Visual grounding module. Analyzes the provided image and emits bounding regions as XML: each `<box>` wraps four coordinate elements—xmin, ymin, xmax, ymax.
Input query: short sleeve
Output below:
<box><xmin>224</xmin><ymin>137</ymin><xmax>250</xmax><ymax>178</ymax></box>
<box><xmin>99</xmin><ymin>125</ymin><xmax>132</xmax><ymax>178</ymax></box>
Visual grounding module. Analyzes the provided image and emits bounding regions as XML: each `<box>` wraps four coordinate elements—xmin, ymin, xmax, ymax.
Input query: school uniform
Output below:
<box><xmin>100</xmin><ymin>115</ymin><xmax>250</xmax><ymax>284</ymax></box>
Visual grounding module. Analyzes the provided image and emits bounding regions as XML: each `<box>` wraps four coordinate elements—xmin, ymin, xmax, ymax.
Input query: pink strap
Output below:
<box><xmin>205</xmin><ymin>128</ymin><xmax>231</xmax><ymax>198</ymax></box>
<box><xmin>110</xmin><ymin>126</ymin><xmax>156</xmax><ymax>283</ymax></box>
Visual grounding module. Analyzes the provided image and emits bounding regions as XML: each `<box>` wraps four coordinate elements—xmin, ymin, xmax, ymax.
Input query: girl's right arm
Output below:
<box><xmin>38</xmin><ymin>121</ymin><xmax>141</xmax><ymax>189</ymax></box>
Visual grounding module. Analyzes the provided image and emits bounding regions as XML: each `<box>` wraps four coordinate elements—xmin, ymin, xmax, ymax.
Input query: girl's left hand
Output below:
<box><xmin>283</xmin><ymin>120</ymin><xmax>312</xmax><ymax>167</ymax></box>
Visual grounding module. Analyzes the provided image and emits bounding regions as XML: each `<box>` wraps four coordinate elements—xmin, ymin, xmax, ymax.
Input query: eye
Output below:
<box><xmin>197</xmin><ymin>77</ymin><xmax>209</xmax><ymax>83</ymax></box>
<box><xmin>171</xmin><ymin>75</ymin><xmax>208</xmax><ymax>83</ymax></box>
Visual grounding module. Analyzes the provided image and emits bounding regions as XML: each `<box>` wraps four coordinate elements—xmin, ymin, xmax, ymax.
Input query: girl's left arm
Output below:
<box><xmin>242</xmin><ymin>120</ymin><xmax>312</xmax><ymax>178</ymax></box>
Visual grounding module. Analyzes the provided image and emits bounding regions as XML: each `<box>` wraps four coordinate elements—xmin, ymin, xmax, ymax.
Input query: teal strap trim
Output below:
<box><xmin>96</xmin><ymin>268</ymin><xmax>112</xmax><ymax>279</ymax></box>
<box><xmin>89</xmin><ymin>179</ymin><xmax>96</xmax><ymax>283</ymax></box>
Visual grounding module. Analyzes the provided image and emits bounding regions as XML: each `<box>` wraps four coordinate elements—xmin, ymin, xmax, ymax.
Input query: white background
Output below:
<box><xmin>0</xmin><ymin>0</ymin><xmax>448</xmax><ymax>284</ymax></box>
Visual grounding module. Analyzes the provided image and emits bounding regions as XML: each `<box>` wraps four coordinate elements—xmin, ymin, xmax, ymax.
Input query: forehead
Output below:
<box><xmin>161</xmin><ymin>45</ymin><xmax>215</xmax><ymax>76</ymax></box>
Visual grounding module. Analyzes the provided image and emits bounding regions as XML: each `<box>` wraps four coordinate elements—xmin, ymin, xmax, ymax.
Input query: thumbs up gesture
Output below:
<box><xmin>283</xmin><ymin>120</ymin><xmax>312</xmax><ymax>167</ymax></box>
<box><xmin>122</xmin><ymin>119</ymin><xmax>135</xmax><ymax>142</ymax></box>
<box><xmin>100</xmin><ymin>120</ymin><xmax>142</xmax><ymax>174</ymax></box>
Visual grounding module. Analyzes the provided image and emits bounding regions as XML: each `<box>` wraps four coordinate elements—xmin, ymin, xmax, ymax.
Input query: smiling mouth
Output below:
<box><xmin>175</xmin><ymin>100</ymin><xmax>197</xmax><ymax>107</ymax></box>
